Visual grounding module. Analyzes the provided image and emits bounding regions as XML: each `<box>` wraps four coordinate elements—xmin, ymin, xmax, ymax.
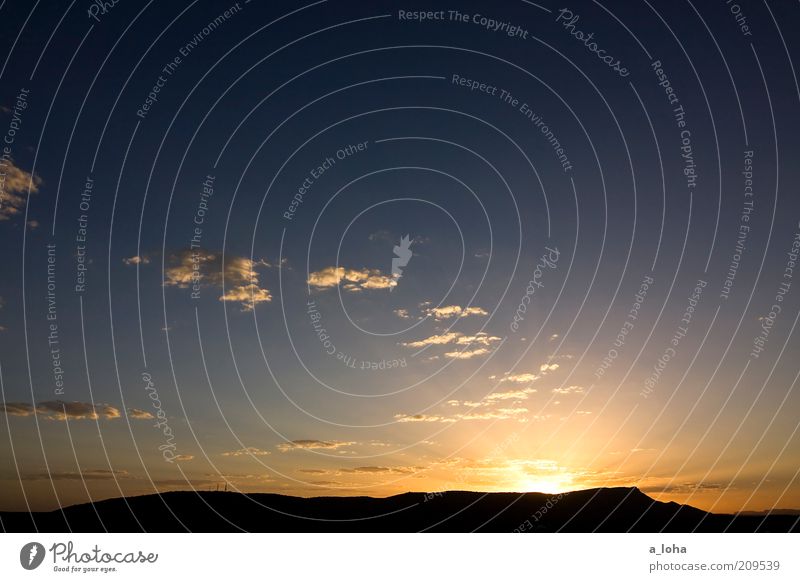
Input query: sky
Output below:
<box><xmin>0</xmin><ymin>0</ymin><xmax>799</xmax><ymax>515</ymax></box>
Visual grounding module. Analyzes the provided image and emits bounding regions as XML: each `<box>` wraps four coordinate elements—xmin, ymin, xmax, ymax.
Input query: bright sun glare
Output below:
<box><xmin>517</xmin><ymin>478</ymin><xmax>570</xmax><ymax>494</ymax></box>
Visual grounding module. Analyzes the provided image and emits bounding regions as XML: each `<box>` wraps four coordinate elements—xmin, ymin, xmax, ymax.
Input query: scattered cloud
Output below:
<box><xmin>307</xmin><ymin>266</ymin><xmax>396</xmax><ymax>292</ymax></box>
<box><xmin>22</xmin><ymin>469</ymin><xmax>129</xmax><ymax>481</ymax></box>
<box><xmin>485</xmin><ymin>387</ymin><xmax>537</xmax><ymax>401</ymax></box>
<box><xmin>173</xmin><ymin>454</ymin><xmax>194</xmax><ymax>462</ymax></box>
<box><xmin>552</xmin><ymin>385</ymin><xmax>584</xmax><ymax>395</ymax></box>
<box><xmin>400</xmin><ymin>332</ymin><xmax>460</xmax><ymax>348</ymax></box>
<box><xmin>424</xmin><ymin>305</ymin><xmax>488</xmax><ymax>320</ymax></box>
<box><xmin>164</xmin><ymin>249</ymin><xmax>273</xmax><ymax>310</ymax></box>
<box><xmin>219</xmin><ymin>284</ymin><xmax>272</xmax><ymax>308</ymax></box>
<box><xmin>221</xmin><ymin>447</ymin><xmax>272</xmax><ymax>457</ymax></box>
<box><xmin>27</xmin><ymin>219</ymin><xmax>39</xmax><ymax>230</ymax></box>
<box><xmin>394</xmin><ymin>413</ymin><xmax>456</xmax><ymax>424</ymax></box>
<box><xmin>400</xmin><ymin>331</ymin><xmax>500</xmax><ymax>349</ymax></box>
<box><xmin>1</xmin><ymin>400</ymin><xmax>121</xmax><ymax>420</ymax></box>
<box><xmin>276</xmin><ymin>440</ymin><xmax>355</xmax><ymax>452</ymax></box>
<box><xmin>366</xmin><ymin>440</ymin><xmax>393</xmax><ymax>447</ymax></box>
<box><xmin>493</xmin><ymin>373</ymin><xmax>541</xmax><ymax>384</ymax></box>
<box><xmin>0</xmin><ymin>158</ymin><xmax>42</xmax><ymax>221</ymax></box>
<box><xmin>127</xmin><ymin>408</ymin><xmax>154</xmax><ymax>420</ymax></box>
<box><xmin>393</xmin><ymin>308</ymin><xmax>411</xmax><ymax>319</ymax></box>
<box><xmin>458</xmin><ymin>407</ymin><xmax>528</xmax><ymax>421</ymax></box>
<box><xmin>444</xmin><ymin>347</ymin><xmax>490</xmax><ymax>359</ymax></box>
<box><xmin>490</xmin><ymin>362</ymin><xmax>559</xmax><ymax>386</ymax></box>
<box><xmin>640</xmin><ymin>482</ymin><xmax>725</xmax><ymax>494</ymax></box>
<box><xmin>300</xmin><ymin>465</ymin><xmax>417</xmax><ymax>476</ymax></box>
<box><xmin>123</xmin><ymin>255</ymin><xmax>150</xmax><ymax>266</ymax></box>
<box><xmin>339</xmin><ymin>466</ymin><xmax>415</xmax><ymax>475</ymax></box>
<box><xmin>395</xmin><ymin>403</ymin><xmax>529</xmax><ymax>423</ymax></box>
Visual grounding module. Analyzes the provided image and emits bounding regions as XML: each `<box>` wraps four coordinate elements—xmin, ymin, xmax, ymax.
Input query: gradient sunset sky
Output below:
<box><xmin>1</xmin><ymin>0</ymin><xmax>799</xmax><ymax>515</ymax></box>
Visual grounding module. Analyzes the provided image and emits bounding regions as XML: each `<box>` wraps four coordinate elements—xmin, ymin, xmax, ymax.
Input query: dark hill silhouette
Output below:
<box><xmin>1</xmin><ymin>487</ymin><xmax>797</xmax><ymax>532</ymax></box>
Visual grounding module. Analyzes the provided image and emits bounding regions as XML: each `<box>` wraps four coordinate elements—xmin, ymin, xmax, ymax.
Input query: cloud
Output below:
<box><xmin>202</xmin><ymin>472</ymin><xmax>274</xmax><ymax>483</ymax></box>
<box><xmin>394</xmin><ymin>404</ymin><xmax>528</xmax><ymax>422</ymax></box>
<box><xmin>490</xmin><ymin>362</ymin><xmax>561</xmax><ymax>384</ymax></box>
<box><xmin>1</xmin><ymin>400</ymin><xmax>121</xmax><ymax>420</ymax></box>
<box><xmin>307</xmin><ymin>266</ymin><xmax>396</xmax><ymax>292</ymax></box>
<box><xmin>494</xmin><ymin>373</ymin><xmax>541</xmax><ymax>384</ymax></box>
<box><xmin>219</xmin><ymin>284</ymin><xmax>272</xmax><ymax>308</ymax></box>
<box><xmin>122</xmin><ymin>255</ymin><xmax>150</xmax><ymax>266</ymax></box>
<box><xmin>393</xmin><ymin>308</ymin><xmax>411</xmax><ymax>319</ymax></box>
<box><xmin>399</xmin><ymin>380</ymin><xmax>539</xmax><ymax>424</ymax></box>
<box><xmin>23</xmin><ymin>469</ymin><xmax>129</xmax><ymax>481</ymax></box>
<box><xmin>640</xmin><ymin>482</ymin><xmax>725</xmax><ymax>494</ymax></box>
<box><xmin>339</xmin><ymin>466</ymin><xmax>415</xmax><ymax>475</ymax></box>
<box><xmin>400</xmin><ymin>332</ymin><xmax>500</xmax><ymax>349</ymax></box>
<box><xmin>366</xmin><ymin>440</ymin><xmax>393</xmax><ymax>447</ymax></box>
<box><xmin>276</xmin><ymin>440</ymin><xmax>355</xmax><ymax>452</ymax></box>
<box><xmin>300</xmin><ymin>466</ymin><xmax>416</xmax><ymax>476</ymax></box>
<box><xmin>27</xmin><ymin>219</ymin><xmax>39</xmax><ymax>230</ymax></box>
<box><xmin>400</xmin><ymin>332</ymin><xmax>461</xmax><ymax>348</ymax></box>
<box><xmin>552</xmin><ymin>385</ymin><xmax>584</xmax><ymax>395</ymax></box>
<box><xmin>485</xmin><ymin>387</ymin><xmax>537</xmax><ymax>401</ymax></box>
<box><xmin>127</xmin><ymin>408</ymin><xmax>154</xmax><ymax>419</ymax></box>
<box><xmin>0</xmin><ymin>158</ymin><xmax>42</xmax><ymax>221</ymax></box>
<box><xmin>221</xmin><ymin>447</ymin><xmax>272</xmax><ymax>457</ymax></box>
<box><xmin>164</xmin><ymin>249</ymin><xmax>272</xmax><ymax>310</ymax></box>
<box><xmin>460</xmin><ymin>407</ymin><xmax>528</xmax><ymax>420</ymax></box>
<box><xmin>444</xmin><ymin>347</ymin><xmax>490</xmax><ymax>359</ymax></box>
<box><xmin>424</xmin><ymin>305</ymin><xmax>489</xmax><ymax>320</ymax></box>
<box><xmin>173</xmin><ymin>454</ymin><xmax>194</xmax><ymax>462</ymax></box>
<box><xmin>394</xmin><ymin>413</ymin><xmax>456</xmax><ymax>424</ymax></box>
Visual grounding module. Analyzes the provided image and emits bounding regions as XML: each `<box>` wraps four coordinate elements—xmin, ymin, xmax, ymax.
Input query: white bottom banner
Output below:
<box><xmin>0</xmin><ymin>533</ymin><xmax>796</xmax><ymax>581</ymax></box>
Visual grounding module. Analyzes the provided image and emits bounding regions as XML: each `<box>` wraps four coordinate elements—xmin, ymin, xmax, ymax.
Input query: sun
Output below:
<box><xmin>516</xmin><ymin>476</ymin><xmax>571</xmax><ymax>494</ymax></box>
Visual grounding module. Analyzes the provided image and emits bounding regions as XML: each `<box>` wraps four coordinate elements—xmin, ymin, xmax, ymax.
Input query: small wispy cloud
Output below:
<box><xmin>552</xmin><ymin>385</ymin><xmax>584</xmax><ymax>395</ymax></box>
<box><xmin>444</xmin><ymin>347</ymin><xmax>490</xmax><ymax>359</ymax></box>
<box><xmin>400</xmin><ymin>332</ymin><xmax>500</xmax><ymax>349</ymax></box>
<box><xmin>0</xmin><ymin>158</ymin><xmax>42</xmax><ymax>221</ymax></box>
<box><xmin>276</xmin><ymin>440</ymin><xmax>355</xmax><ymax>452</ymax></box>
<box><xmin>423</xmin><ymin>305</ymin><xmax>488</xmax><ymax>320</ymax></box>
<box><xmin>122</xmin><ymin>255</ymin><xmax>150</xmax><ymax>266</ymax></box>
<box><xmin>22</xmin><ymin>469</ymin><xmax>129</xmax><ymax>481</ymax></box>
<box><xmin>127</xmin><ymin>408</ymin><xmax>154</xmax><ymax>420</ymax></box>
<box><xmin>221</xmin><ymin>447</ymin><xmax>272</xmax><ymax>457</ymax></box>
<box><xmin>307</xmin><ymin>266</ymin><xmax>396</xmax><ymax>292</ymax></box>
<box><xmin>1</xmin><ymin>401</ymin><xmax>121</xmax><ymax>421</ymax></box>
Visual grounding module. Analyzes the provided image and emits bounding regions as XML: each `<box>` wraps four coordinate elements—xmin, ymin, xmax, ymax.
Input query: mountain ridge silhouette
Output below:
<box><xmin>2</xmin><ymin>486</ymin><xmax>797</xmax><ymax>532</ymax></box>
